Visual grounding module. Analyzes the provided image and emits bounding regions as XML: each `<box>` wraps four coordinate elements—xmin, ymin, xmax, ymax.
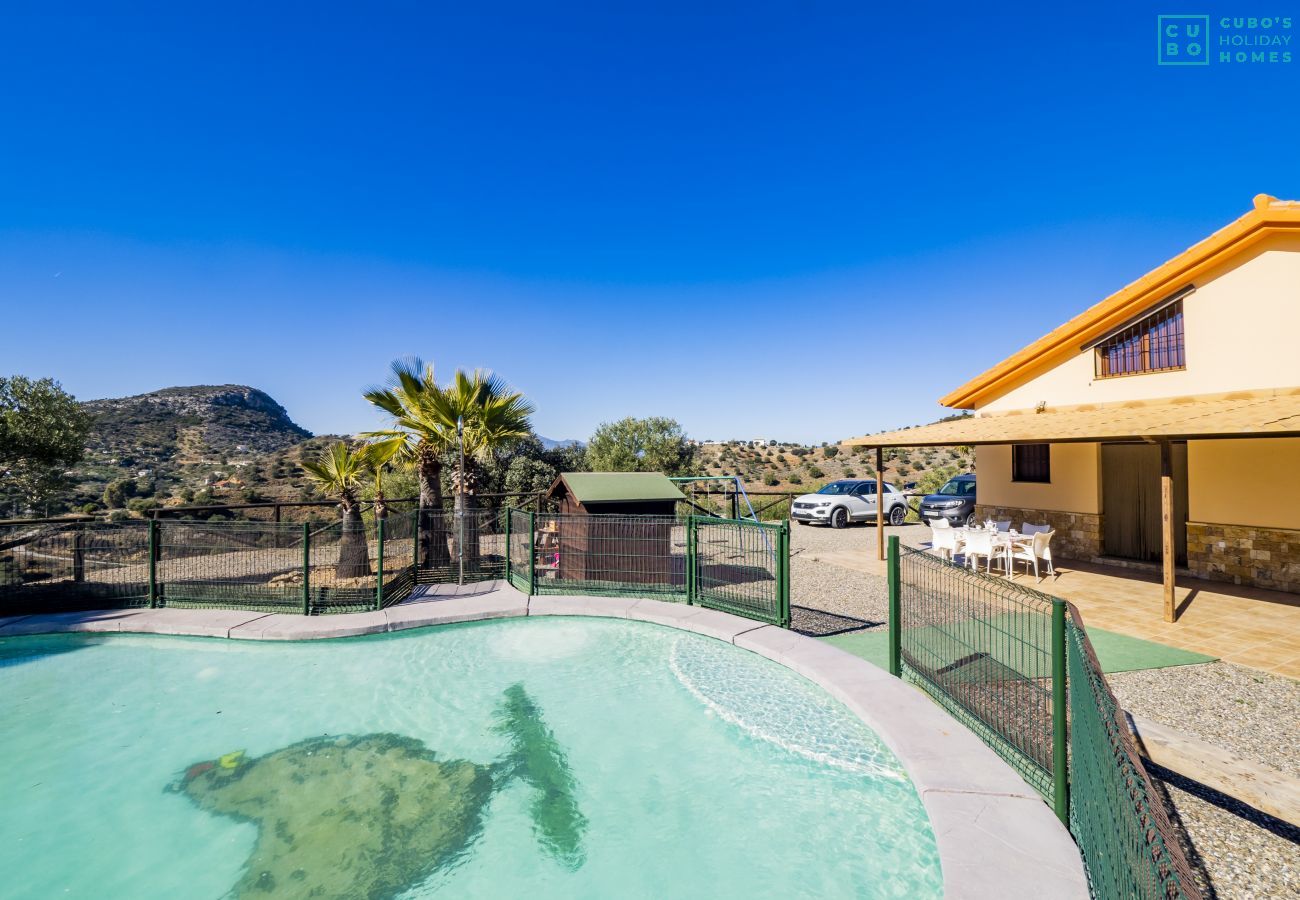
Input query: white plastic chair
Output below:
<box><xmin>1020</xmin><ymin>522</ymin><xmax>1050</xmax><ymax>536</ymax></box>
<box><xmin>1008</xmin><ymin>530</ymin><xmax>1056</xmax><ymax>581</ymax></box>
<box><xmin>961</xmin><ymin>529</ymin><xmax>1004</xmax><ymax>574</ymax></box>
<box><xmin>931</xmin><ymin>518</ymin><xmax>951</xmax><ymax>530</ymax></box>
<box><xmin>931</xmin><ymin>527</ymin><xmax>960</xmax><ymax>562</ymax></box>
<box><xmin>994</xmin><ymin>519</ymin><xmax>1012</xmax><ymax>533</ymax></box>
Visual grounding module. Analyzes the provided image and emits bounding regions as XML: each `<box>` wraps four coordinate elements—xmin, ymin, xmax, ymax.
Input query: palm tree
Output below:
<box><xmin>359</xmin><ymin>439</ymin><xmax>403</xmax><ymax>521</ymax></box>
<box><xmin>364</xmin><ymin>361</ymin><xmax>534</xmax><ymax>574</ymax></box>
<box><xmin>363</xmin><ymin>359</ymin><xmax>457</xmax><ymax>569</ymax></box>
<box><xmin>438</xmin><ymin>370</ymin><xmax>535</xmax><ymax>566</ymax></box>
<box><xmin>300</xmin><ymin>441</ymin><xmax>373</xmax><ymax>579</ymax></box>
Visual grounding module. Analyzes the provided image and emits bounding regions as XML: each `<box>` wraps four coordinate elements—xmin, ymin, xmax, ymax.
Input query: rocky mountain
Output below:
<box><xmin>28</xmin><ymin>385</ymin><xmax>323</xmax><ymax>516</ymax></box>
<box><xmin>84</xmin><ymin>385</ymin><xmax>311</xmax><ymax>457</ymax></box>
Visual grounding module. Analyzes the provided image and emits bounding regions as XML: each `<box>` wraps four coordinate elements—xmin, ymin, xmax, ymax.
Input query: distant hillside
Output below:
<box><xmin>538</xmin><ymin>436</ymin><xmax>582</xmax><ymax>450</ymax></box>
<box><xmin>693</xmin><ymin>441</ymin><xmax>972</xmax><ymax>494</ymax></box>
<box><xmin>45</xmin><ymin>385</ymin><xmax>323</xmax><ymax>516</ymax></box>
<box><xmin>84</xmin><ymin>385</ymin><xmax>311</xmax><ymax>457</ymax></box>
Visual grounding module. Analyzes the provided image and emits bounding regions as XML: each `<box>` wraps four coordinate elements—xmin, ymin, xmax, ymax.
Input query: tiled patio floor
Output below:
<box><xmin>1043</xmin><ymin>560</ymin><xmax>1300</xmax><ymax>678</ymax></box>
<box><xmin>808</xmin><ymin>541</ymin><xmax>1300</xmax><ymax>678</ymax></box>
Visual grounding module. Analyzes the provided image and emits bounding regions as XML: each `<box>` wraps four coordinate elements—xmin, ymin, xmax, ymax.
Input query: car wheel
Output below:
<box><xmin>964</xmin><ymin>512</ymin><xmax>977</xmax><ymax>529</ymax></box>
<box><xmin>830</xmin><ymin>507</ymin><xmax>848</xmax><ymax>529</ymax></box>
<box><xmin>889</xmin><ymin>504</ymin><xmax>907</xmax><ymax>526</ymax></box>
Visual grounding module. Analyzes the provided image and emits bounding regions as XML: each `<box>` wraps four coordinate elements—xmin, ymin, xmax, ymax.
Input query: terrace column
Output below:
<box><xmin>876</xmin><ymin>447</ymin><xmax>885</xmax><ymax>560</ymax></box>
<box><xmin>1160</xmin><ymin>439</ymin><xmax>1176</xmax><ymax>622</ymax></box>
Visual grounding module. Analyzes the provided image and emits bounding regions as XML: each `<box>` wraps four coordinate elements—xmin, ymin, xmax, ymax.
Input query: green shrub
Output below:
<box><xmin>787</xmin><ymin>473</ymin><xmax>802</xmax><ymax>485</ymax></box>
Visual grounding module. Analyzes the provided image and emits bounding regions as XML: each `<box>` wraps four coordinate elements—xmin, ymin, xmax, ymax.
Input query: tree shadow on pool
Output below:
<box><xmin>168</xmin><ymin>684</ymin><xmax>585</xmax><ymax>899</ymax></box>
<box><xmin>0</xmin><ymin>633</ymin><xmax>106</xmax><ymax>669</ymax></box>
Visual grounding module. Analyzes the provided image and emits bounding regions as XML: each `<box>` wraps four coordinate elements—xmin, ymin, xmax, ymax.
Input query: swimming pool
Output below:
<box><xmin>1</xmin><ymin>617</ymin><xmax>942</xmax><ymax>899</ymax></box>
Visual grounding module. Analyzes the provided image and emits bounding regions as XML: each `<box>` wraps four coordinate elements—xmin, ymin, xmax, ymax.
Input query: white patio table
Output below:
<box><xmin>953</xmin><ymin>527</ymin><xmax>1033</xmax><ymax>576</ymax></box>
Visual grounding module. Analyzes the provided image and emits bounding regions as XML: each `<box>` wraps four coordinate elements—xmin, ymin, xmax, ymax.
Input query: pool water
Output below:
<box><xmin>0</xmin><ymin>618</ymin><xmax>942</xmax><ymax>899</ymax></box>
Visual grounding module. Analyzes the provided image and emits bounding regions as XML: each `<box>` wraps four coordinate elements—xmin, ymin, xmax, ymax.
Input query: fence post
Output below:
<box><xmin>412</xmin><ymin>508</ymin><xmax>420</xmax><ymax>577</ymax></box>
<box><xmin>1052</xmin><ymin>600</ymin><xmax>1069</xmax><ymax>825</ymax></box>
<box><xmin>302</xmin><ymin>522</ymin><xmax>311</xmax><ymax>616</ymax></box>
<box><xmin>685</xmin><ymin>517</ymin><xmax>696</xmax><ymax>605</ymax></box>
<box><xmin>887</xmin><ymin>535</ymin><xmax>901</xmax><ymax>677</ymax></box>
<box><xmin>375</xmin><ymin>516</ymin><xmax>385</xmax><ymax>611</ymax></box>
<box><xmin>72</xmin><ymin>524</ymin><xmax>86</xmax><ymax>584</ymax></box>
<box><xmin>527</xmin><ymin>510</ymin><xmax>536</xmax><ymax>595</ymax></box>
<box><xmin>147</xmin><ymin>519</ymin><xmax>158</xmax><ymax>608</ymax></box>
<box><xmin>777</xmin><ymin>520</ymin><xmax>790</xmax><ymax>627</ymax></box>
<box><xmin>504</xmin><ymin>507</ymin><xmax>512</xmax><ymax>583</ymax></box>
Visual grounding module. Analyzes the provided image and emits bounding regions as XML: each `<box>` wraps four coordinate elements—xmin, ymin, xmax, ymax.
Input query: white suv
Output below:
<box><xmin>790</xmin><ymin>480</ymin><xmax>910</xmax><ymax>528</ymax></box>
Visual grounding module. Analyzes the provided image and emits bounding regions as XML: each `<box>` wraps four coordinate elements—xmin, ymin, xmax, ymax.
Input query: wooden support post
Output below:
<box><xmin>71</xmin><ymin>524</ymin><xmax>85</xmax><ymax>583</ymax></box>
<box><xmin>1161</xmin><ymin>439</ymin><xmax>1176</xmax><ymax>623</ymax></box>
<box><xmin>876</xmin><ymin>446</ymin><xmax>885</xmax><ymax>561</ymax></box>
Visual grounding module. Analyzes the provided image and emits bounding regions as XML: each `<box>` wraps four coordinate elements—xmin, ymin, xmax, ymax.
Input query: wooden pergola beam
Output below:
<box><xmin>1160</xmin><ymin>439</ymin><xmax>1176</xmax><ymax>622</ymax></box>
<box><xmin>876</xmin><ymin>446</ymin><xmax>885</xmax><ymax>560</ymax></box>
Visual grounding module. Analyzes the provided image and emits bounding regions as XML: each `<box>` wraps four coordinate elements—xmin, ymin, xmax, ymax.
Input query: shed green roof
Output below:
<box><xmin>552</xmin><ymin>472</ymin><xmax>686</xmax><ymax>504</ymax></box>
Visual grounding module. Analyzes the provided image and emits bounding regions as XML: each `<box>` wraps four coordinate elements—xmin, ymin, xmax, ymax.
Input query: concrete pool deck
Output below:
<box><xmin>0</xmin><ymin>583</ymin><xmax>1088</xmax><ymax>899</ymax></box>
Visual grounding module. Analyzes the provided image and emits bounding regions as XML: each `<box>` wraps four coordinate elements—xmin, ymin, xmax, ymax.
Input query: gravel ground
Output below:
<box><xmin>788</xmin><ymin>521</ymin><xmax>926</xmax><ymax>633</ymax></box>
<box><xmin>1110</xmin><ymin>663</ymin><xmax>1300</xmax><ymax>899</ymax></box>
<box><xmin>790</xmin><ymin>522</ymin><xmax>1300</xmax><ymax>899</ymax></box>
<box><xmin>1109</xmin><ymin>663</ymin><xmax>1300</xmax><ymax>780</ymax></box>
<box><xmin>1153</xmin><ymin>766</ymin><xmax>1299</xmax><ymax>900</ymax></box>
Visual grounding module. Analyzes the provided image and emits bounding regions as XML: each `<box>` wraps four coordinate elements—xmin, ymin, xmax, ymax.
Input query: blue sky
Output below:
<box><xmin>2</xmin><ymin>2</ymin><xmax>1296</xmax><ymax>443</ymax></box>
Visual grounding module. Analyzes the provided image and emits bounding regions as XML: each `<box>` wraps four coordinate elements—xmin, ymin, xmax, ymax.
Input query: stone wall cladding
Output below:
<box><xmin>1186</xmin><ymin>522</ymin><xmax>1300</xmax><ymax>594</ymax></box>
<box><xmin>973</xmin><ymin>505</ymin><xmax>1103</xmax><ymax>561</ymax></box>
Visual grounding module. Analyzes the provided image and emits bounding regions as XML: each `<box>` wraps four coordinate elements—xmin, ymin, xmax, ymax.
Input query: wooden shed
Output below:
<box><xmin>543</xmin><ymin>473</ymin><xmax>685</xmax><ymax>586</ymax></box>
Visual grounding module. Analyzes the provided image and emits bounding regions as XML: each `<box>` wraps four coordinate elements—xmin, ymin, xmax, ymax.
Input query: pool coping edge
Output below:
<box><xmin>0</xmin><ymin>586</ymin><xmax>1089</xmax><ymax>898</ymax></box>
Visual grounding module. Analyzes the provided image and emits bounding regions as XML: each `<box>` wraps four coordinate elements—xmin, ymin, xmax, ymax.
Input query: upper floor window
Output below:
<box><xmin>1095</xmin><ymin>300</ymin><xmax>1185</xmax><ymax>378</ymax></box>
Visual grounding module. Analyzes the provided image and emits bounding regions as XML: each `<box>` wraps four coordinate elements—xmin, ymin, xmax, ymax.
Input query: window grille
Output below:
<box><xmin>1012</xmin><ymin>444</ymin><xmax>1050</xmax><ymax>483</ymax></box>
<box><xmin>1095</xmin><ymin>300</ymin><xmax>1185</xmax><ymax>378</ymax></box>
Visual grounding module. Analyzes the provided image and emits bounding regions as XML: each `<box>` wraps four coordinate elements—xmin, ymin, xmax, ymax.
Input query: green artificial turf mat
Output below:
<box><xmin>820</xmin><ymin>623</ymin><xmax>1215</xmax><ymax>675</ymax></box>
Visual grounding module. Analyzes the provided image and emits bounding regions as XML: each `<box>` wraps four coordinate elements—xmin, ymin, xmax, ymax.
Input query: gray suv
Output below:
<box><xmin>916</xmin><ymin>474</ymin><xmax>977</xmax><ymax>527</ymax></box>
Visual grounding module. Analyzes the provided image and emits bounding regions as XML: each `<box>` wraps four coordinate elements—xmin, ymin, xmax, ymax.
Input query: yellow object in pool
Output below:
<box><xmin>218</xmin><ymin>750</ymin><xmax>246</xmax><ymax>769</ymax></box>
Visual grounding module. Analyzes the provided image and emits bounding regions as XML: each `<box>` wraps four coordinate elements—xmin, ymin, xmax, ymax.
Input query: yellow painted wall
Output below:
<box><xmin>975</xmin><ymin>443</ymin><xmax>1101</xmax><ymax>514</ymax></box>
<box><xmin>978</xmin><ymin>234</ymin><xmax>1300</xmax><ymax>413</ymax></box>
<box><xmin>1188</xmin><ymin>438</ymin><xmax>1300</xmax><ymax>529</ymax></box>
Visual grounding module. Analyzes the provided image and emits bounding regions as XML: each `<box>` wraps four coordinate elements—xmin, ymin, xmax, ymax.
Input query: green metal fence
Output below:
<box><xmin>414</xmin><ymin>508</ymin><xmax>509</xmax><ymax>585</ymax></box>
<box><xmin>892</xmin><ymin>540</ymin><xmax>1061</xmax><ymax>801</ymax></box>
<box><xmin>506</xmin><ymin>508</ymin><xmax>533</xmax><ymax>594</ymax></box>
<box><xmin>503</xmin><ymin>509</ymin><xmax>790</xmax><ymax>627</ymax></box>
<box><xmin>887</xmin><ymin>537</ymin><xmax>1202</xmax><ymax>900</ymax></box>
<box><xmin>0</xmin><ymin>520</ymin><xmax>151</xmax><ymax>613</ymax></box>
<box><xmin>1</xmin><ymin>516</ymin><xmax>419</xmax><ymax>616</ymax></box>
<box><xmin>1065</xmin><ymin>607</ymin><xmax>1202</xmax><ymax>900</ymax></box>
<box><xmin>4</xmin><ymin>509</ymin><xmax>792</xmax><ymax>627</ymax></box>
<box><xmin>693</xmin><ymin>517</ymin><xmax>789</xmax><ymax>626</ymax></box>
